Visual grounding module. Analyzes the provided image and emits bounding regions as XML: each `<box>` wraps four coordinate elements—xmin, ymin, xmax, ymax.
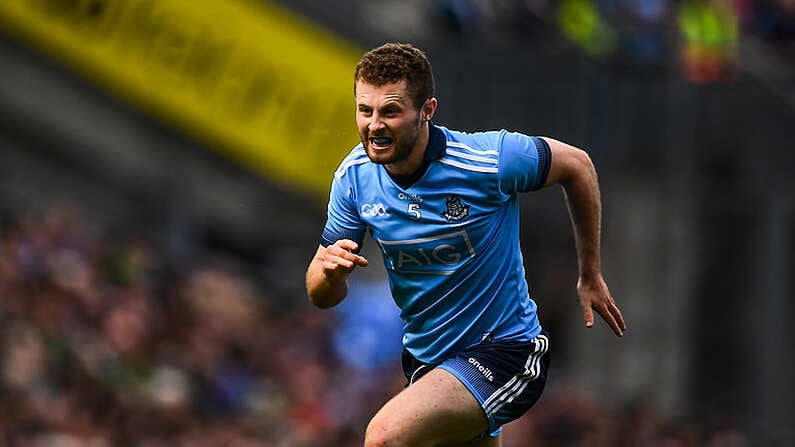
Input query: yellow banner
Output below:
<box><xmin>0</xmin><ymin>0</ymin><xmax>361</xmax><ymax>201</ymax></box>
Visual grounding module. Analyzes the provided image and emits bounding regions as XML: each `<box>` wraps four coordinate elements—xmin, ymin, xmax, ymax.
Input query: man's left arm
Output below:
<box><xmin>541</xmin><ymin>137</ymin><xmax>626</xmax><ymax>336</ymax></box>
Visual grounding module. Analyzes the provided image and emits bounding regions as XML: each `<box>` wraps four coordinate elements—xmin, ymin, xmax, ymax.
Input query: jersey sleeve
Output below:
<box><xmin>497</xmin><ymin>132</ymin><xmax>551</xmax><ymax>195</ymax></box>
<box><xmin>320</xmin><ymin>174</ymin><xmax>366</xmax><ymax>248</ymax></box>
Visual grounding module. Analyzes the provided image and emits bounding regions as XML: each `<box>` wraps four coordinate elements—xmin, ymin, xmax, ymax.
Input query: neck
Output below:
<box><xmin>385</xmin><ymin>122</ymin><xmax>430</xmax><ymax>176</ymax></box>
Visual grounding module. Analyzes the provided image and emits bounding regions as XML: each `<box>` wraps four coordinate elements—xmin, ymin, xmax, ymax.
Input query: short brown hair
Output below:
<box><xmin>354</xmin><ymin>43</ymin><xmax>435</xmax><ymax>110</ymax></box>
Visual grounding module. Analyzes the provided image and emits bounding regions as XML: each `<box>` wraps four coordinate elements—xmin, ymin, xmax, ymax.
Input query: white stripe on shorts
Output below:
<box><xmin>482</xmin><ymin>334</ymin><xmax>549</xmax><ymax>416</ymax></box>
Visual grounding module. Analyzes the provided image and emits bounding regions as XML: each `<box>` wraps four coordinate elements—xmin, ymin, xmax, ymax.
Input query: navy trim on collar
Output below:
<box><xmin>386</xmin><ymin>123</ymin><xmax>446</xmax><ymax>189</ymax></box>
<box><xmin>425</xmin><ymin>122</ymin><xmax>446</xmax><ymax>161</ymax></box>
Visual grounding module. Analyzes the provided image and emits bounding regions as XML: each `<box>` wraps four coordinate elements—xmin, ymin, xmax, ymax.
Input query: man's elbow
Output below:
<box><xmin>542</xmin><ymin>137</ymin><xmax>596</xmax><ymax>187</ymax></box>
<box><xmin>570</xmin><ymin>146</ymin><xmax>595</xmax><ymax>172</ymax></box>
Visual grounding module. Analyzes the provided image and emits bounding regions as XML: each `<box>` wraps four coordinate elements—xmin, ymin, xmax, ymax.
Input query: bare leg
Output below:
<box><xmin>365</xmin><ymin>368</ymin><xmax>499</xmax><ymax>447</ymax></box>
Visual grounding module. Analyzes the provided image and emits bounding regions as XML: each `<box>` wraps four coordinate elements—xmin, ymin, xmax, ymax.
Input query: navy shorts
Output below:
<box><xmin>402</xmin><ymin>331</ymin><xmax>550</xmax><ymax>438</ymax></box>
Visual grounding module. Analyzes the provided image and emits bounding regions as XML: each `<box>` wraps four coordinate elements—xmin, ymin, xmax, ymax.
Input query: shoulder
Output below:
<box><xmin>437</xmin><ymin>126</ymin><xmax>504</xmax><ymax>174</ymax></box>
<box><xmin>333</xmin><ymin>143</ymin><xmax>370</xmax><ymax>180</ymax></box>
<box><xmin>440</xmin><ymin>126</ymin><xmax>507</xmax><ymax>151</ymax></box>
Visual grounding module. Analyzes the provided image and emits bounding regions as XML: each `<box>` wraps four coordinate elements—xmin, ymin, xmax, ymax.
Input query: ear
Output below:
<box><xmin>422</xmin><ymin>97</ymin><xmax>438</xmax><ymax>122</ymax></box>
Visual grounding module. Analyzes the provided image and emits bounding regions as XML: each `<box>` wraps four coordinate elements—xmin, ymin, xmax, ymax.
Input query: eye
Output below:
<box><xmin>382</xmin><ymin>107</ymin><xmax>400</xmax><ymax>117</ymax></box>
<box><xmin>358</xmin><ymin>106</ymin><xmax>372</xmax><ymax>116</ymax></box>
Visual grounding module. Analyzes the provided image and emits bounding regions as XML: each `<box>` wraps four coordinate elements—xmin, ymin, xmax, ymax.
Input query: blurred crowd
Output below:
<box><xmin>0</xmin><ymin>204</ymin><xmax>773</xmax><ymax>446</ymax></box>
<box><xmin>430</xmin><ymin>0</ymin><xmax>795</xmax><ymax>83</ymax></box>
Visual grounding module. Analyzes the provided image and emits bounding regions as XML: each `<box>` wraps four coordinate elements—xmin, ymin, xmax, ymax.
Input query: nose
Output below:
<box><xmin>368</xmin><ymin>114</ymin><xmax>385</xmax><ymax>133</ymax></box>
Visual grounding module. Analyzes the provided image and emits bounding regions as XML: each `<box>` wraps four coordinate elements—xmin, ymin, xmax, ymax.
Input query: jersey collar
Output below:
<box><xmin>425</xmin><ymin>122</ymin><xmax>446</xmax><ymax>161</ymax></box>
<box><xmin>385</xmin><ymin>123</ymin><xmax>446</xmax><ymax>189</ymax></box>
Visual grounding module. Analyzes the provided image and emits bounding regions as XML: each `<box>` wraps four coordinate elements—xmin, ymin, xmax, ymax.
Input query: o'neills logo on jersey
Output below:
<box><xmin>468</xmin><ymin>357</ymin><xmax>495</xmax><ymax>382</ymax></box>
<box><xmin>378</xmin><ymin>230</ymin><xmax>475</xmax><ymax>275</ymax></box>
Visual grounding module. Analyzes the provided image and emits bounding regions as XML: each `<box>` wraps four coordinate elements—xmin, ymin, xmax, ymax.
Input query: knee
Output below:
<box><xmin>364</xmin><ymin>414</ymin><xmax>416</xmax><ymax>447</ymax></box>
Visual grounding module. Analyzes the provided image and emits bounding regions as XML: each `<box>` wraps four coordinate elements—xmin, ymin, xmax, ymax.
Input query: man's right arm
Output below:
<box><xmin>305</xmin><ymin>239</ymin><xmax>369</xmax><ymax>309</ymax></box>
<box><xmin>540</xmin><ymin>137</ymin><xmax>626</xmax><ymax>336</ymax></box>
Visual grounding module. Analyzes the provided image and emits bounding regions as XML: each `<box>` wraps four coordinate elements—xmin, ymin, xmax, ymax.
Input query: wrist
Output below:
<box><xmin>577</xmin><ymin>268</ymin><xmax>602</xmax><ymax>283</ymax></box>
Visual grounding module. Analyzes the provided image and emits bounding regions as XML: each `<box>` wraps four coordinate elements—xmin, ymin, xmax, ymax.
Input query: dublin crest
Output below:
<box><xmin>442</xmin><ymin>195</ymin><xmax>470</xmax><ymax>222</ymax></box>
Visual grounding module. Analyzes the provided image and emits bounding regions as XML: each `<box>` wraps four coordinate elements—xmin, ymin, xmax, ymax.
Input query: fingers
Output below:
<box><xmin>323</xmin><ymin>240</ymin><xmax>369</xmax><ymax>270</ymax></box>
<box><xmin>591</xmin><ymin>298</ymin><xmax>625</xmax><ymax>337</ymax></box>
<box><xmin>579</xmin><ymin>284</ymin><xmax>626</xmax><ymax>337</ymax></box>
<box><xmin>583</xmin><ymin>305</ymin><xmax>594</xmax><ymax>328</ymax></box>
<box><xmin>599</xmin><ymin>304</ymin><xmax>623</xmax><ymax>337</ymax></box>
<box><xmin>336</xmin><ymin>239</ymin><xmax>360</xmax><ymax>252</ymax></box>
<box><xmin>613</xmin><ymin>301</ymin><xmax>627</xmax><ymax>332</ymax></box>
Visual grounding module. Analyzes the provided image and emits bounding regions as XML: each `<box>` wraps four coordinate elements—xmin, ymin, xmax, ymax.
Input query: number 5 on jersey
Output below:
<box><xmin>408</xmin><ymin>202</ymin><xmax>421</xmax><ymax>220</ymax></box>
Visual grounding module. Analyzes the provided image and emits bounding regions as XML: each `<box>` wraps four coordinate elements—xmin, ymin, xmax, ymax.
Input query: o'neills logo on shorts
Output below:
<box><xmin>468</xmin><ymin>357</ymin><xmax>495</xmax><ymax>382</ymax></box>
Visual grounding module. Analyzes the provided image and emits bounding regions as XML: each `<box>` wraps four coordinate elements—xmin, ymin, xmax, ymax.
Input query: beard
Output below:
<box><xmin>361</xmin><ymin>114</ymin><xmax>422</xmax><ymax>166</ymax></box>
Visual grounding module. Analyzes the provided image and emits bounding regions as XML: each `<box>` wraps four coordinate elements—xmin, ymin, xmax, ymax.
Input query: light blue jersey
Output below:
<box><xmin>321</xmin><ymin>124</ymin><xmax>551</xmax><ymax>364</ymax></box>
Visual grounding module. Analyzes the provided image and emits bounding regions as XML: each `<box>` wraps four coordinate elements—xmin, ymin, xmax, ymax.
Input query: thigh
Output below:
<box><xmin>366</xmin><ymin>368</ymin><xmax>493</xmax><ymax>447</ymax></box>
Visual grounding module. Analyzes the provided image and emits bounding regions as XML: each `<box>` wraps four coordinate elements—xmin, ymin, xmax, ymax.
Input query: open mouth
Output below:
<box><xmin>369</xmin><ymin>136</ymin><xmax>393</xmax><ymax>149</ymax></box>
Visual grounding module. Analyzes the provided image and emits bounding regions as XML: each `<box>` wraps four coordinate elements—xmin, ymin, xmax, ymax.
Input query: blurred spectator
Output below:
<box><xmin>600</xmin><ymin>0</ymin><xmax>674</xmax><ymax>69</ymax></box>
<box><xmin>0</xmin><ymin>203</ymin><xmax>766</xmax><ymax>445</ymax></box>
<box><xmin>366</xmin><ymin>0</ymin><xmax>795</xmax><ymax>80</ymax></box>
<box><xmin>559</xmin><ymin>0</ymin><xmax>618</xmax><ymax>58</ymax></box>
<box><xmin>754</xmin><ymin>0</ymin><xmax>795</xmax><ymax>44</ymax></box>
<box><xmin>332</xmin><ymin>276</ymin><xmax>403</xmax><ymax>372</ymax></box>
<box><xmin>677</xmin><ymin>0</ymin><xmax>740</xmax><ymax>83</ymax></box>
